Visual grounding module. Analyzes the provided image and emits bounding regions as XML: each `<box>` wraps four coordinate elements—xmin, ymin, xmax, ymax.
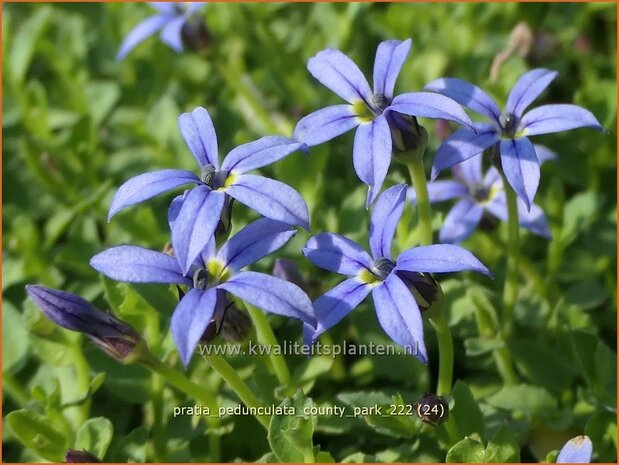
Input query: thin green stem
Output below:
<box><xmin>144</xmin><ymin>357</ymin><xmax>218</xmax><ymax>412</ymax></box>
<box><xmin>500</xmin><ymin>174</ymin><xmax>520</xmax><ymax>337</ymax></box>
<box><xmin>149</xmin><ymin>374</ymin><xmax>167</xmax><ymax>462</ymax></box>
<box><xmin>68</xmin><ymin>343</ymin><xmax>91</xmax><ymax>426</ymax></box>
<box><xmin>406</xmin><ymin>149</ymin><xmax>433</xmax><ymax>246</ymax></box>
<box><xmin>144</xmin><ymin>356</ymin><xmax>222</xmax><ymax>460</ymax></box>
<box><xmin>470</xmin><ymin>289</ymin><xmax>518</xmax><ymax>385</ymax></box>
<box><xmin>428</xmin><ymin>312</ymin><xmax>453</xmax><ymax>397</ymax></box>
<box><xmin>200</xmin><ymin>353</ymin><xmax>270</xmax><ymax>429</ymax></box>
<box><xmin>243</xmin><ymin>302</ymin><xmax>292</xmax><ymax>390</ymax></box>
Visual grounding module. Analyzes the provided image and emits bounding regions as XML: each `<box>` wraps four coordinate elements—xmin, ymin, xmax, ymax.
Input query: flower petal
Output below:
<box><xmin>500</xmin><ymin>137</ymin><xmax>540</xmax><ymax>210</ymax></box>
<box><xmin>178</xmin><ymin>106</ymin><xmax>219</xmax><ymax>168</ymax></box>
<box><xmin>307</xmin><ymin>48</ymin><xmax>372</xmax><ymax>104</ymax></box>
<box><xmin>533</xmin><ymin>144</ymin><xmax>557</xmax><ymax>165</ymax></box>
<box><xmin>431</xmin><ymin>123</ymin><xmax>499</xmax><ymax>179</ymax></box>
<box><xmin>521</xmin><ymin>104</ymin><xmax>604</xmax><ymax>136</ymax></box>
<box><xmin>408</xmin><ymin>181</ymin><xmax>468</xmax><ymax>204</ymax></box>
<box><xmin>90</xmin><ymin>245</ymin><xmax>190</xmax><ymax>285</ymax></box>
<box><xmin>557</xmin><ymin>436</ymin><xmax>593</xmax><ymax>463</ymax></box>
<box><xmin>225</xmin><ymin>174</ymin><xmax>310</xmax><ymax>230</ymax></box>
<box><xmin>108</xmin><ymin>169</ymin><xmax>200</xmax><ymax>221</ymax></box>
<box><xmin>424</xmin><ymin>77</ymin><xmax>501</xmax><ymax>123</ymax></box>
<box><xmin>438</xmin><ymin>199</ymin><xmax>484</xmax><ymax>244</ymax></box>
<box><xmin>485</xmin><ymin>192</ymin><xmax>551</xmax><ymax>239</ymax></box>
<box><xmin>483</xmin><ymin>166</ymin><xmax>501</xmax><ymax>187</ymax></box>
<box><xmin>506</xmin><ymin>68</ymin><xmax>557</xmax><ymax>116</ymax></box>
<box><xmin>159</xmin><ymin>15</ymin><xmax>185</xmax><ymax>52</ymax></box>
<box><xmin>293</xmin><ymin>105</ymin><xmax>360</xmax><ymax>146</ymax></box>
<box><xmin>369</xmin><ymin>184</ymin><xmax>406</xmax><ymax>259</ymax></box>
<box><xmin>216</xmin><ymin>218</ymin><xmax>297</xmax><ymax>272</ymax></box>
<box><xmin>352</xmin><ymin>115</ymin><xmax>392</xmax><ymax>208</ymax></box>
<box><xmin>171</xmin><ymin>288</ymin><xmax>218</xmax><ymax>367</ymax></box>
<box><xmin>168</xmin><ymin>192</ymin><xmax>186</xmax><ymax>231</ymax></box>
<box><xmin>372</xmin><ymin>274</ymin><xmax>427</xmax><ymax>364</ymax></box>
<box><xmin>389</xmin><ymin>92</ymin><xmax>475</xmax><ymax>132</ymax></box>
<box><xmin>304</xmin><ymin>233</ymin><xmax>373</xmax><ymax>276</ymax></box>
<box><xmin>452</xmin><ymin>153</ymin><xmax>483</xmax><ymax>185</ymax></box>
<box><xmin>116</xmin><ymin>14</ymin><xmax>169</xmax><ymax>61</ymax></box>
<box><xmin>373</xmin><ymin>39</ymin><xmax>412</xmax><ymax>99</ymax></box>
<box><xmin>311</xmin><ymin>278</ymin><xmax>372</xmax><ymax>341</ymax></box>
<box><xmin>219</xmin><ymin>271</ymin><xmax>315</xmax><ymax>324</ymax></box>
<box><xmin>172</xmin><ymin>186</ymin><xmax>226</xmax><ymax>274</ymax></box>
<box><xmin>396</xmin><ymin>244</ymin><xmax>491</xmax><ymax>276</ymax></box>
<box><xmin>221</xmin><ymin>136</ymin><xmax>308</xmax><ymax>174</ymax></box>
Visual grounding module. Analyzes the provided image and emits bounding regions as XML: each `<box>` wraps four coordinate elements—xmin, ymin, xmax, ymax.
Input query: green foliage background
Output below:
<box><xmin>2</xmin><ymin>2</ymin><xmax>617</xmax><ymax>463</ymax></box>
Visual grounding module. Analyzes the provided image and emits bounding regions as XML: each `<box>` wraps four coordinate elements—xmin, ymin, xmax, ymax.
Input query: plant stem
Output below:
<box><xmin>427</xmin><ymin>312</ymin><xmax>453</xmax><ymax>397</ymax></box>
<box><xmin>406</xmin><ymin>149</ymin><xmax>433</xmax><ymax>246</ymax></box>
<box><xmin>243</xmin><ymin>302</ymin><xmax>293</xmax><ymax>390</ymax></box>
<box><xmin>69</xmin><ymin>343</ymin><xmax>91</xmax><ymax>426</ymax></box>
<box><xmin>500</xmin><ymin>175</ymin><xmax>520</xmax><ymax>337</ymax></box>
<box><xmin>200</xmin><ymin>353</ymin><xmax>270</xmax><ymax>429</ymax></box>
<box><xmin>145</xmin><ymin>356</ymin><xmax>219</xmax><ymax>412</ymax></box>
<box><xmin>144</xmin><ymin>356</ymin><xmax>222</xmax><ymax>460</ymax></box>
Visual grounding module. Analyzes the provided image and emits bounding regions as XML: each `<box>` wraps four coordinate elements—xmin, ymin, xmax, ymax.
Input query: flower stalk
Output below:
<box><xmin>500</xmin><ymin>169</ymin><xmax>520</xmax><ymax>337</ymax></box>
<box><xmin>243</xmin><ymin>301</ymin><xmax>293</xmax><ymax>392</ymax></box>
<box><xmin>404</xmin><ymin>131</ymin><xmax>433</xmax><ymax>246</ymax></box>
<box><xmin>200</xmin><ymin>352</ymin><xmax>270</xmax><ymax>429</ymax></box>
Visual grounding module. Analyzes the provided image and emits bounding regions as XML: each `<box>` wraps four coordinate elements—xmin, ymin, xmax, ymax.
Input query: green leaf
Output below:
<box><xmin>564</xmin><ymin>279</ymin><xmax>610</xmax><ymax>310</ymax></box>
<box><xmin>7</xmin><ymin>409</ymin><xmax>69</xmax><ymax>462</ymax></box>
<box><xmin>452</xmin><ymin>380</ymin><xmax>485</xmax><ymax>440</ymax></box>
<box><xmin>75</xmin><ymin>417</ymin><xmax>114</xmax><ymax>460</ymax></box>
<box><xmin>8</xmin><ymin>6</ymin><xmax>52</xmax><ymax>84</ymax></box>
<box><xmin>484</xmin><ymin>424</ymin><xmax>520</xmax><ymax>462</ymax></box>
<box><xmin>446</xmin><ymin>437</ymin><xmax>485</xmax><ymax>463</ymax></box>
<box><xmin>2</xmin><ymin>301</ymin><xmax>29</xmax><ymax>372</ymax></box>
<box><xmin>268</xmin><ymin>389</ymin><xmax>317</xmax><ymax>462</ymax></box>
<box><xmin>509</xmin><ymin>338</ymin><xmax>575</xmax><ymax>395</ymax></box>
<box><xmin>85</xmin><ymin>82</ymin><xmax>120</xmax><ymax>127</ymax></box>
<box><xmin>464</xmin><ymin>337</ymin><xmax>505</xmax><ymax>356</ymax></box>
<box><xmin>486</xmin><ymin>384</ymin><xmax>557</xmax><ymax>416</ymax></box>
<box><xmin>585</xmin><ymin>411</ymin><xmax>617</xmax><ymax>463</ymax></box>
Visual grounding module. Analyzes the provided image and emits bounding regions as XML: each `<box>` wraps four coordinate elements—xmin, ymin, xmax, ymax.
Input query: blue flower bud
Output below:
<box><xmin>26</xmin><ymin>285</ymin><xmax>144</xmax><ymax>364</ymax></box>
<box><xmin>65</xmin><ymin>450</ymin><xmax>100</xmax><ymax>463</ymax></box>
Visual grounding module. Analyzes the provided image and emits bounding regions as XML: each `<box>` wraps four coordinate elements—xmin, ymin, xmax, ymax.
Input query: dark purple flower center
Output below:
<box><xmin>499</xmin><ymin>112</ymin><xmax>519</xmax><ymax>138</ymax></box>
<box><xmin>370</xmin><ymin>93</ymin><xmax>391</xmax><ymax>115</ymax></box>
<box><xmin>200</xmin><ymin>164</ymin><xmax>229</xmax><ymax>189</ymax></box>
<box><xmin>193</xmin><ymin>268</ymin><xmax>210</xmax><ymax>290</ymax></box>
<box><xmin>371</xmin><ymin>257</ymin><xmax>396</xmax><ymax>280</ymax></box>
<box><xmin>469</xmin><ymin>183</ymin><xmax>490</xmax><ymax>202</ymax></box>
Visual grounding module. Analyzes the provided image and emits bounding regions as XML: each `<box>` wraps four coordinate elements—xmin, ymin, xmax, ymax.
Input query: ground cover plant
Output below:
<box><xmin>2</xmin><ymin>2</ymin><xmax>617</xmax><ymax>463</ymax></box>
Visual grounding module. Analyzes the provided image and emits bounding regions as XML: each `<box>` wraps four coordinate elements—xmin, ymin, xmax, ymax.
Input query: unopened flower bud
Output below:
<box><xmin>412</xmin><ymin>392</ymin><xmax>449</xmax><ymax>426</ymax></box>
<box><xmin>26</xmin><ymin>285</ymin><xmax>144</xmax><ymax>364</ymax></box>
<box><xmin>395</xmin><ymin>271</ymin><xmax>441</xmax><ymax>312</ymax></box>
<box><xmin>201</xmin><ymin>290</ymin><xmax>251</xmax><ymax>344</ymax></box>
<box><xmin>181</xmin><ymin>15</ymin><xmax>213</xmax><ymax>53</ymax></box>
<box><xmin>272</xmin><ymin>259</ymin><xmax>304</xmax><ymax>288</ymax></box>
<box><xmin>387</xmin><ymin>112</ymin><xmax>429</xmax><ymax>156</ymax></box>
<box><xmin>65</xmin><ymin>449</ymin><xmax>100</xmax><ymax>463</ymax></box>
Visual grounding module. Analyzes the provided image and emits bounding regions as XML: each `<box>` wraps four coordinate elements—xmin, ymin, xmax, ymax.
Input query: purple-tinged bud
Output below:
<box><xmin>386</xmin><ymin>111</ymin><xmax>429</xmax><ymax>157</ymax></box>
<box><xmin>65</xmin><ymin>449</ymin><xmax>100</xmax><ymax>463</ymax></box>
<box><xmin>412</xmin><ymin>392</ymin><xmax>449</xmax><ymax>426</ymax></box>
<box><xmin>200</xmin><ymin>290</ymin><xmax>250</xmax><ymax>344</ymax></box>
<box><xmin>395</xmin><ymin>271</ymin><xmax>441</xmax><ymax>312</ymax></box>
<box><xmin>26</xmin><ymin>285</ymin><xmax>145</xmax><ymax>364</ymax></box>
<box><xmin>272</xmin><ymin>259</ymin><xmax>304</xmax><ymax>288</ymax></box>
<box><xmin>181</xmin><ymin>15</ymin><xmax>212</xmax><ymax>53</ymax></box>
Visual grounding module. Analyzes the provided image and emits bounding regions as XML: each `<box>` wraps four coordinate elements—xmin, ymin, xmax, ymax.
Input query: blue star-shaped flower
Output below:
<box><xmin>303</xmin><ymin>184</ymin><xmax>490</xmax><ymax>363</ymax></box>
<box><xmin>116</xmin><ymin>2</ymin><xmax>206</xmax><ymax>61</ymax></box>
<box><xmin>108</xmin><ymin>106</ymin><xmax>309</xmax><ymax>274</ymax></box>
<box><xmin>409</xmin><ymin>149</ymin><xmax>554</xmax><ymax>243</ymax></box>
<box><xmin>426</xmin><ymin>69</ymin><xmax>603</xmax><ymax>209</ymax></box>
<box><xmin>91</xmin><ymin>218</ymin><xmax>315</xmax><ymax>366</ymax></box>
<box><xmin>294</xmin><ymin>39</ymin><xmax>475</xmax><ymax>208</ymax></box>
<box><xmin>557</xmin><ymin>435</ymin><xmax>593</xmax><ymax>463</ymax></box>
